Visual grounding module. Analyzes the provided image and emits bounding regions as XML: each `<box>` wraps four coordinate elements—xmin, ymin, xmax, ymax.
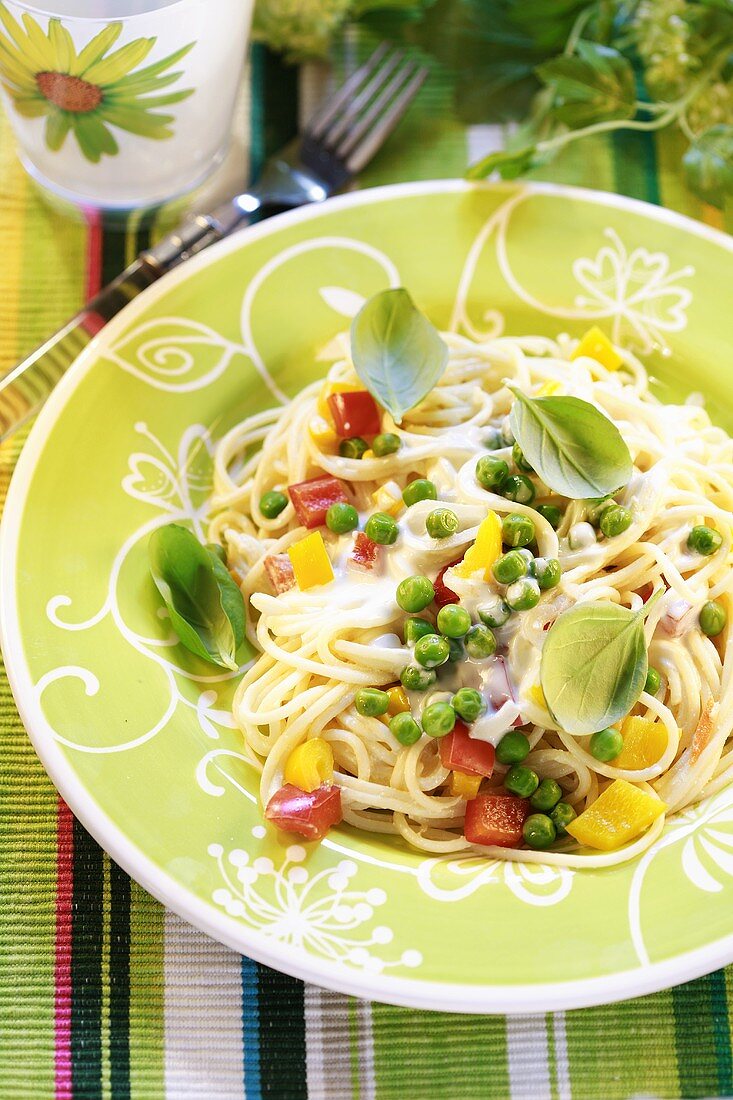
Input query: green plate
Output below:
<box><xmin>4</xmin><ymin>181</ymin><xmax>733</xmax><ymax>1012</ymax></box>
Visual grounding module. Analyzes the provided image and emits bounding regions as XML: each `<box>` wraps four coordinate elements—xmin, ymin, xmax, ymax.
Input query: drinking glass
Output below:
<box><xmin>0</xmin><ymin>0</ymin><xmax>253</xmax><ymax>210</ymax></box>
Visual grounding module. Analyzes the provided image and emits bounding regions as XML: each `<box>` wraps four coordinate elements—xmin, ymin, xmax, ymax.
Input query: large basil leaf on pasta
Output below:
<box><xmin>351</xmin><ymin>288</ymin><xmax>448</xmax><ymax>423</ymax></box>
<box><xmin>508</xmin><ymin>386</ymin><xmax>632</xmax><ymax>498</ymax></box>
<box><xmin>540</xmin><ymin>601</ymin><xmax>650</xmax><ymax>735</ymax></box>
<box><xmin>149</xmin><ymin>524</ymin><xmax>245</xmax><ymax>670</ymax></box>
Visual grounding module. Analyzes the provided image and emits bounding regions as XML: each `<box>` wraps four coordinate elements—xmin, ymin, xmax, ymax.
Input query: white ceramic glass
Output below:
<box><xmin>0</xmin><ymin>0</ymin><xmax>253</xmax><ymax>209</ymax></box>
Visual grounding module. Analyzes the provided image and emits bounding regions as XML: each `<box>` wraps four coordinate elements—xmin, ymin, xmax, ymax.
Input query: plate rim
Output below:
<box><xmin>4</xmin><ymin>178</ymin><xmax>733</xmax><ymax>1014</ymax></box>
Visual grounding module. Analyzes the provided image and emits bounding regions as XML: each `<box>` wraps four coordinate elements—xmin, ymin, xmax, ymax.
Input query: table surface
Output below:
<box><xmin>2</xmin><ymin>35</ymin><xmax>733</xmax><ymax>1100</ymax></box>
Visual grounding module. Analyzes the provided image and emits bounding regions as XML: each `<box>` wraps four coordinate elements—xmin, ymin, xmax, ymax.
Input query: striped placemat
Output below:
<box><xmin>2</xmin><ymin>35</ymin><xmax>733</xmax><ymax>1100</ymax></box>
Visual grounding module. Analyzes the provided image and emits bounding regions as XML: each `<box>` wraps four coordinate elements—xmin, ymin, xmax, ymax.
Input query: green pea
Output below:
<box><xmin>589</xmin><ymin>727</ymin><xmax>623</xmax><ymax>762</ymax></box>
<box><xmin>586</xmin><ymin>497</ymin><xmax>613</xmax><ymax>525</ymax></box>
<box><xmin>326</xmin><ymin>502</ymin><xmax>359</xmax><ymax>534</ymax></box>
<box><xmin>355</xmin><ymin>687</ymin><xmax>390</xmax><ymax>717</ymax></box>
<box><xmin>365</xmin><ymin>511</ymin><xmax>398</xmax><ymax>545</ymax></box>
<box><xmin>505</xmin><ymin>577</ymin><xmax>541</xmax><ymax>611</ymax></box>
<box><xmin>372</xmin><ymin>432</ymin><xmax>401</xmax><ymax>457</ymax></box>
<box><xmin>492</xmin><ymin>549</ymin><xmax>528</xmax><ymax>585</ymax></box>
<box><xmin>504</xmin><ymin>764</ymin><xmax>539</xmax><ymax>798</ymax></box>
<box><xmin>530</xmin><ymin>557</ymin><xmax>562</xmax><ymax>591</ymax></box>
<box><xmin>700</xmin><ymin>600</ymin><xmax>727</xmax><ymax>637</ymax></box>
<box><xmin>206</xmin><ymin>542</ymin><xmax>227</xmax><ymax>563</ymax></box>
<box><xmin>483</xmin><ymin>428</ymin><xmax>504</xmax><ymax>450</ymax></box>
<box><xmin>688</xmin><ymin>524</ymin><xmax>723</xmax><ymax>556</ymax></box>
<box><xmin>551</xmin><ymin>801</ymin><xmax>577</xmax><ymax>835</ymax></box>
<box><xmin>477</xmin><ymin>596</ymin><xmax>511</xmax><ymax>628</ymax></box>
<box><xmin>512</xmin><ymin>442</ymin><xmax>534</xmax><ymax>473</ymax></box>
<box><xmin>465</xmin><ymin>624</ymin><xmax>497</xmax><ymax>660</ymax></box>
<box><xmin>530</xmin><ymin>778</ymin><xmax>563</xmax><ymax>812</ymax></box>
<box><xmin>404</xmin><ymin>617</ymin><xmax>434</xmax><ymax>646</ymax></box>
<box><xmin>536</xmin><ymin>504</ymin><xmax>563</xmax><ymax>530</ymax></box>
<box><xmin>390</xmin><ymin>712</ymin><xmax>422</xmax><ymax>746</ymax></box>
<box><xmin>452</xmin><ymin>688</ymin><xmax>485</xmax><ymax>723</ymax></box>
<box><xmin>421</xmin><ymin>701</ymin><xmax>456</xmax><ymax>738</ymax></box>
<box><xmin>436</xmin><ymin>604</ymin><xmax>471</xmax><ymax>638</ymax></box>
<box><xmin>401</xmin><ymin>664</ymin><xmax>437</xmax><ymax>692</ymax></box>
<box><xmin>402</xmin><ymin>479</ymin><xmax>437</xmax><ymax>507</ymax></box>
<box><xmin>496</xmin><ymin>730</ymin><xmax>530</xmax><ymax>765</ymax></box>
<box><xmin>259</xmin><ymin>490</ymin><xmax>288</xmax><ymax>519</ymax></box>
<box><xmin>475</xmin><ymin>455</ymin><xmax>509</xmax><ymax>492</ymax></box>
<box><xmin>339</xmin><ymin>436</ymin><xmax>368</xmax><ymax>460</ymax></box>
<box><xmin>447</xmin><ymin>637</ymin><xmax>465</xmax><ymax>663</ymax></box>
<box><xmin>523</xmin><ymin>813</ymin><xmax>557</xmax><ymax>849</ymax></box>
<box><xmin>644</xmin><ymin>666</ymin><xmax>661</xmax><ymax>695</ymax></box>
<box><xmin>426</xmin><ymin>508</ymin><xmax>459</xmax><ymax>540</ymax></box>
<box><xmin>600</xmin><ymin>505</ymin><xmax>632</xmax><ymax>538</ymax></box>
<box><xmin>414</xmin><ymin>633</ymin><xmax>450</xmax><ymax>669</ymax></box>
<box><xmin>396</xmin><ymin>575</ymin><xmax>435</xmax><ymax>613</ymax></box>
<box><xmin>502</xmin><ymin>474</ymin><xmax>536</xmax><ymax>505</ymax></box>
<box><xmin>502</xmin><ymin>512</ymin><xmax>535</xmax><ymax>548</ymax></box>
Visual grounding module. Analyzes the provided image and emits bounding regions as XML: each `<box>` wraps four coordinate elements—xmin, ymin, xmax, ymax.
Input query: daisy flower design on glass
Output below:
<box><xmin>0</xmin><ymin>6</ymin><xmax>194</xmax><ymax>163</ymax></box>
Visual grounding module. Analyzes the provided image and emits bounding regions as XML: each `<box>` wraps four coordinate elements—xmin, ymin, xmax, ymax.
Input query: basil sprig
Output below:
<box><xmin>149</xmin><ymin>524</ymin><xmax>245</xmax><ymax>670</ymax></box>
<box><xmin>508</xmin><ymin>385</ymin><xmax>632</xmax><ymax>499</ymax></box>
<box><xmin>540</xmin><ymin>593</ymin><xmax>661</xmax><ymax>736</ymax></box>
<box><xmin>350</xmin><ymin>288</ymin><xmax>448</xmax><ymax>423</ymax></box>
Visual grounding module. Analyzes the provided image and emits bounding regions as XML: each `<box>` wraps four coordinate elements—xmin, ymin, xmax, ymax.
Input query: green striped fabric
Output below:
<box><xmin>2</xmin><ymin>35</ymin><xmax>733</xmax><ymax>1100</ymax></box>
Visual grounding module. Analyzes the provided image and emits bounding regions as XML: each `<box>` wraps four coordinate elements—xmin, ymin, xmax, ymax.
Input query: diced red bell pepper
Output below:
<box><xmin>265</xmin><ymin>783</ymin><xmax>342</xmax><ymax>841</ymax></box>
<box><xmin>348</xmin><ymin>532</ymin><xmax>382</xmax><ymax>572</ymax></box>
<box><xmin>289</xmin><ymin>475</ymin><xmax>348</xmax><ymax>528</ymax></box>
<box><xmin>464</xmin><ymin>792</ymin><xmax>530</xmax><ymax>848</ymax></box>
<box><xmin>440</xmin><ymin>721</ymin><xmax>495</xmax><ymax>777</ymax></box>
<box><xmin>327</xmin><ymin>390</ymin><xmax>381</xmax><ymax>437</ymax></box>
<box><xmin>433</xmin><ymin>558</ymin><xmax>462</xmax><ymax>608</ymax></box>
<box><xmin>264</xmin><ymin>553</ymin><xmax>295</xmax><ymax>594</ymax></box>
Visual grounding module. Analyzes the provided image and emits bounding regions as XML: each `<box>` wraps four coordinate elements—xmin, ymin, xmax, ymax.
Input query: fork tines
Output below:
<box><xmin>306</xmin><ymin>44</ymin><xmax>428</xmax><ymax>174</ymax></box>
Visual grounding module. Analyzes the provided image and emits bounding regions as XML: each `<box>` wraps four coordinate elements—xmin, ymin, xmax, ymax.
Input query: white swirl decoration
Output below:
<box><xmin>417</xmin><ymin>855</ymin><xmax>574</xmax><ymax>907</ymax></box>
<box><xmin>105</xmin><ymin>317</ymin><xmax>249</xmax><ymax>393</ymax></box>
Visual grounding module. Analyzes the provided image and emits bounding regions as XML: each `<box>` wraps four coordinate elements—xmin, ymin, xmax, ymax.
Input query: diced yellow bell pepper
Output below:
<box><xmin>372</xmin><ymin>481</ymin><xmax>403</xmax><ymax>516</ymax></box>
<box><xmin>309</xmin><ymin>416</ymin><xmax>338</xmax><ymax>450</ymax></box>
<box><xmin>285</xmin><ymin>737</ymin><xmax>334</xmax><ymax>792</ymax></box>
<box><xmin>529</xmin><ymin>684</ymin><xmax>548</xmax><ymax>711</ymax></box>
<box><xmin>287</xmin><ymin>532</ymin><xmax>334</xmax><ymax>590</ymax></box>
<box><xmin>454</xmin><ymin>511</ymin><xmax>502</xmax><ymax>580</ymax></box>
<box><xmin>537</xmin><ymin>380</ymin><xmax>563</xmax><ymax>397</ymax></box>
<box><xmin>450</xmin><ymin>771</ymin><xmax>482</xmax><ymax>799</ymax></box>
<box><xmin>613</xmin><ymin>716</ymin><xmax>669</xmax><ymax>771</ymax></box>
<box><xmin>566</xmin><ymin>779</ymin><xmax>666</xmax><ymax>851</ymax></box>
<box><xmin>317</xmin><ymin>382</ymin><xmax>361</xmax><ymax>422</ymax></box>
<box><xmin>362</xmin><ymin>449</ymin><xmax>375</xmax><ymax>460</ymax></box>
<box><xmin>570</xmin><ymin>326</ymin><xmax>623</xmax><ymax>372</ymax></box>
<box><xmin>386</xmin><ymin>685</ymin><xmax>410</xmax><ymax>715</ymax></box>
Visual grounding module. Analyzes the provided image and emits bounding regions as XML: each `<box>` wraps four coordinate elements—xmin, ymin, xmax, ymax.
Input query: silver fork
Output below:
<box><xmin>0</xmin><ymin>45</ymin><xmax>428</xmax><ymax>439</ymax></box>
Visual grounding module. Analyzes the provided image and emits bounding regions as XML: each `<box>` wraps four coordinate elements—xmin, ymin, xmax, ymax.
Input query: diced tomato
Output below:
<box><xmin>265</xmin><ymin>783</ymin><xmax>342</xmax><ymax>841</ymax></box>
<box><xmin>289</xmin><ymin>475</ymin><xmax>348</xmax><ymax>528</ymax></box>
<box><xmin>264</xmin><ymin>553</ymin><xmax>295</xmax><ymax>594</ymax></box>
<box><xmin>348</xmin><ymin>532</ymin><xmax>382</xmax><ymax>572</ymax></box>
<box><xmin>440</xmin><ymin>721</ymin><xmax>495</xmax><ymax>777</ymax></box>
<box><xmin>433</xmin><ymin>558</ymin><xmax>462</xmax><ymax>607</ymax></box>
<box><xmin>327</xmin><ymin>390</ymin><xmax>381</xmax><ymax>437</ymax></box>
<box><xmin>464</xmin><ymin>792</ymin><xmax>530</xmax><ymax>848</ymax></box>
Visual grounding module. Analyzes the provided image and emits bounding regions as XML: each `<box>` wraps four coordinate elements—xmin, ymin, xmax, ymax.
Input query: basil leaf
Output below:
<box><xmin>540</xmin><ymin>601</ymin><xmax>649</xmax><ymax>735</ymax></box>
<box><xmin>508</xmin><ymin>386</ymin><xmax>632</xmax><ymax>499</ymax></box>
<box><xmin>465</xmin><ymin>143</ymin><xmax>539</xmax><ymax>180</ymax></box>
<box><xmin>149</xmin><ymin>524</ymin><xmax>245</xmax><ymax>670</ymax></box>
<box><xmin>350</xmin><ymin>288</ymin><xmax>448</xmax><ymax>423</ymax></box>
<box><xmin>536</xmin><ymin>41</ymin><xmax>635</xmax><ymax>129</ymax></box>
<box><xmin>683</xmin><ymin>125</ymin><xmax>733</xmax><ymax>211</ymax></box>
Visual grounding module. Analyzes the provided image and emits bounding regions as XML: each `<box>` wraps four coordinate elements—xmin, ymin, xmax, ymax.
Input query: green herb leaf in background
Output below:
<box><xmin>536</xmin><ymin>40</ymin><xmax>636</xmax><ymax>128</ymax></box>
<box><xmin>465</xmin><ymin>143</ymin><xmax>539</xmax><ymax>180</ymax></box>
<box><xmin>683</xmin><ymin>125</ymin><xmax>733</xmax><ymax>209</ymax></box>
<box><xmin>508</xmin><ymin>386</ymin><xmax>633</xmax><ymax>499</ymax></box>
<box><xmin>540</xmin><ymin>597</ymin><xmax>659</xmax><ymax>735</ymax></box>
<box><xmin>351</xmin><ymin>288</ymin><xmax>448</xmax><ymax>423</ymax></box>
<box><xmin>149</xmin><ymin>524</ymin><xmax>245</xmax><ymax>670</ymax></box>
